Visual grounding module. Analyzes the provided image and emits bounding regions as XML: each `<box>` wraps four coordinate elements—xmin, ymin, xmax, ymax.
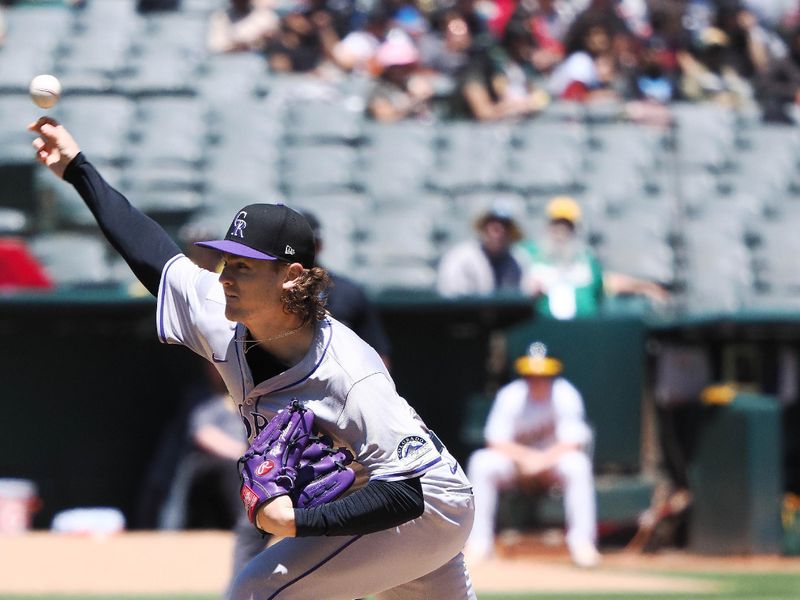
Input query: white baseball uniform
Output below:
<box><xmin>466</xmin><ymin>377</ymin><xmax>597</xmax><ymax>560</ymax></box>
<box><xmin>157</xmin><ymin>254</ymin><xmax>476</xmax><ymax>599</ymax></box>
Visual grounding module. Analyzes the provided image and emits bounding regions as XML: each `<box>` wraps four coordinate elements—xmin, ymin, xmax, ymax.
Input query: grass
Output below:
<box><xmin>3</xmin><ymin>572</ymin><xmax>800</xmax><ymax>600</ymax></box>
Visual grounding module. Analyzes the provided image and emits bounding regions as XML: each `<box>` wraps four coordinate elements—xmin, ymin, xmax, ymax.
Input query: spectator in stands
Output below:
<box><xmin>441</xmin><ymin>0</ymin><xmax>493</xmax><ymax>42</ymax></box>
<box><xmin>677</xmin><ymin>25</ymin><xmax>756</xmax><ymax>107</ymax></box>
<box><xmin>366</xmin><ymin>36</ymin><xmax>435</xmax><ymax>121</ymax></box>
<box><xmin>618</xmin><ymin>38</ymin><xmax>679</xmax><ymax>125</ymax></box>
<box><xmin>510</xmin><ymin>0</ymin><xmax>578</xmax><ymax>75</ymax></box>
<box><xmin>329</xmin><ymin>6</ymin><xmax>391</xmax><ymax>74</ymax></box>
<box><xmin>301</xmin><ymin>210</ymin><xmax>392</xmax><ymax>368</ymax></box>
<box><xmin>549</xmin><ymin>15</ymin><xmax>624</xmax><ymax>102</ymax></box>
<box><xmin>518</xmin><ymin>196</ymin><xmax>668</xmax><ymax>320</ymax></box>
<box><xmin>756</xmin><ymin>24</ymin><xmax>800</xmax><ymax>122</ymax></box>
<box><xmin>207</xmin><ymin>0</ymin><xmax>279</xmax><ymax>54</ymax></box>
<box><xmin>465</xmin><ymin>342</ymin><xmax>600</xmax><ymax>568</ymax></box>
<box><xmin>265</xmin><ymin>0</ymin><xmax>342</xmax><ymax>73</ymax></box>
<box><xmin>713</xmin><ymin>3</ymin><xmax>778</xmax><ymax>81</ymax></box>
<box><xmin>437</xmin><ymin>203</ymin><xmax>525</xmax><ymax>297</ymax></box>
<box><xmin>336</xmin><ymin>10</ymin><xmax>387</xmax><ymax>71</ymax></box>
<box><xmin>391</xmin><ymin>3</ymin><xmax>429</xmax><ymax>41</ymax></box>
<box><xmin>627</xmin><ymin>1</ymin><xmax>689</xmax><ymax>104</ymax></box>
<box><xmin>629</xmin><ymin>37</ymin><xmax>678</xmax><ymax>103</ymax></box>
<box><xmin>418</xmin><ymin>10</ymin><xmax>473</xmax><ymax>78</ymax></box>
<box><xmin>447</xmin><ymin>19</ymin><xmax>550</xmax><ymax>120</ymax></box>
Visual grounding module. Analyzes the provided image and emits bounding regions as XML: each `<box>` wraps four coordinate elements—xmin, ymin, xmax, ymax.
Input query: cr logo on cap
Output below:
<box><xmin>231</xmin><ymin>211</ymin><xmax>248</xmax><ymax>238</ymax></box>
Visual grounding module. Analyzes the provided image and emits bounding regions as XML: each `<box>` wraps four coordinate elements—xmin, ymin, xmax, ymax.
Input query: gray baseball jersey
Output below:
<box><xmin>157</xmin><ymin>255</ymin><xmax>476</xmax><ymax>599</ymax></box>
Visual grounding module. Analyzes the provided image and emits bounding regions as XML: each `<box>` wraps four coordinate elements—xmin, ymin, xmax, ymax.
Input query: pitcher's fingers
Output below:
<box><xmin>32</xmin><ymin>138</ymin><xmax>45</xmax><ymax>152</ymax></box>
<box><xmin>27</xmin><ymin>116</ymin><xmax>59</xmax><ymax>133</ymax></box>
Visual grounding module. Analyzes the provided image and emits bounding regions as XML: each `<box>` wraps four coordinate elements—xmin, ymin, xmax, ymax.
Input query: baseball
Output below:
<box><xmin>29</xmin><ymin>74</ymin><xmax>62</xmax><ymax>109</ymax></box>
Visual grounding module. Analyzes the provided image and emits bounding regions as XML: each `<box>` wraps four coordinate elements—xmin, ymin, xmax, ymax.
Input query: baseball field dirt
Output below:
<box><xmin>6</xmin><ymin>531</ymin><xmax>795</xmax><ymax>596</ymax></box>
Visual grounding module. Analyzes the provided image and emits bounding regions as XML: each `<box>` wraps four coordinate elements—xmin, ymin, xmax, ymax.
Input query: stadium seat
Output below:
<box><xmin>0</xmin><ymin>6</ymin><xmax>69</xmax><ymax>91</ymax></box>
<box><xmin>353</xmin><ymin>206</ymin><xmax>439</xmax><ymax>266</ymax></box>
<box><xmin>0</xmin><ymin>95</ymin><xmax>46</xmax><ymax>162</ymax></box>
<box><xmin>0</xmin><ymin>208</ymin><xmax>28</xmax><ymax>235</ymax></box>
<box><xmin>591</xmin><ymin>201</ymin><xmax>677</xmax><ymax>284</ymax></box>
<box><xmin>670</xmin><ymin>102</ymin><xmax>737</xmax><ymax>173</ymax></box>
<box><xmin>505</xmin><ymin>121</ymin><xmax>587</xmax><ymax>194</ymax></box>
<box><xmin>34</xmin><ymin>164</ymin><xmax>125</xmax><ymax>229</ymax></box>
<box><xmin>27</xmin><ymin>232</ymin><xmax>113</xmax><ymax>286</ymax></box>
<box><xmin>350</xmin><ymin>261</ymin><xmax>438</xmax><ymax>293</ymax></box>
<box><xmin>55</xmin><ymin>95</ymin><xmax>136</xmax><ymax>165</ymax></box>
<box><xmin>750</xmin><ymin>212</ymin><xmax>800</xmax><ymax>295</ymax></box>
<box><xmin>281</xmin><ymin>145</ymin><xmax>358</xmax><ymax>196</ymax></box>
<box><xmin>285</xmin><ymin>100</ymin><xmax>364</xmax><ymax>144</ymax></box>
<box><xmin>676</xmin><ymin>218</ymin><xmax>754</xmax><ymax>312</ymax></box>
<box><xmin>130</xmin><ymin>97</ymin><xmax>210</xmax><ymax>165</ymax></box>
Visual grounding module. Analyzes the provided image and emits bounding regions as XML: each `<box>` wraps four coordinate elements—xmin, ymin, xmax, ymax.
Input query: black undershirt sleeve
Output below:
<box><xmin>294</xmin><ymin>476</ymin><xmax>425</xmax><ymax>537</ymax></box>
<box><xmin>62</xmin><ymin>152</ymin><xmax>182</xmax><ymax>296</ymax></box>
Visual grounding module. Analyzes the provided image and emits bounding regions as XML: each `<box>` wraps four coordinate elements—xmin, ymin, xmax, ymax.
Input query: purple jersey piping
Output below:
<box><xmin>370</xmin><ymin>456</ymin><xmax>442</xmax><ymax>481</ymax></box>
<box><xmin>271</xmin><ymin>319</ymin><xmax>333</xmax><ymax>394</ymax></box>
<box><xmin>157</xmin><ymin>254</ymin><xmax>186</xmax><ymax>344</ymax></box>
<box><xmin>234</xmin><ymin>325</ymin><xmax>246</xmax><ymax>403</ymax></box>
<box><xmin>266</xmin><ymin>535</ymin><xmax>362</xmax><ymax>599</ymax></box>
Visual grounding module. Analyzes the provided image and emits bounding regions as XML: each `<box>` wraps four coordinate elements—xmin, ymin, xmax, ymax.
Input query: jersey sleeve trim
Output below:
<box><xmin>369</xmin><ymin>455</ymin><xmax>442</xmax><ymax>482</ymax></box>
<box><xmin>157</xmin><ymin>254</ymin><xmax>187</xmax><ymax>344</ymax></box>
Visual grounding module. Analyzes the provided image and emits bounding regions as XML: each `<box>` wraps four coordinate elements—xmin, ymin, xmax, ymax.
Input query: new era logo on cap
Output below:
<box><xmin>195</xmin><ymin>203</ymin><xmax>316</xmax><ymax>267</ymax></box>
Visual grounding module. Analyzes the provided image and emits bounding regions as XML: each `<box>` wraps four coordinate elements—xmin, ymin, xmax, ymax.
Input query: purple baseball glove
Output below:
<box><xmin>239</xmin><ymin>400</ymin><xmax>355</xmax><ymax>529</ymax></box>
<box><xmin>293</xmin><ymin>435</ymin><xmax>356</xmax><ymax>508</ymax></box>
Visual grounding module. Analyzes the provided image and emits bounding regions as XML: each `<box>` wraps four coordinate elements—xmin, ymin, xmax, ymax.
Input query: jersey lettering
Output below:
<box><xmin>252</xmin><ymin>411</ymin><xmax>269</xmax><ymax>436</ymax></box>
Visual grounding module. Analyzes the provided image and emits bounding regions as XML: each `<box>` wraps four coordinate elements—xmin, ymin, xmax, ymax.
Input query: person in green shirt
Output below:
<box><xmin>518</xmin><ymin>196</ymin><xmax>668</xmax><ymax>319</ymax></box>
<box><xmin>518</xmin><ymin>196</ymin><xmax>604</xmax><ymax>319</ymax></box>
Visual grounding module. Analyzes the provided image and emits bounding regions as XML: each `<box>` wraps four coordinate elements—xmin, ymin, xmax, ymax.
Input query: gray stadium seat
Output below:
<box><xmin>430</xmin><ymin>122</ymin><xmax>512</xmax><ymax>193</ymax></box>
<box><xmin>0</xmin><ymin>6</ymin><xmax>69</xmax><ymax>90</ymax></box>
<box><xmin>27</xmin><ymin>232</ymin><xmax>113</xmax><ymax>286</ymax></box>
<box><xmin>130</xmin><ymin>97</ymin><xmax>210</xmax><ymax>165</ymax></box>
<box><xmin>198</xmin><ymin>53</ymin><xmax>273</xmax><ymax>103</ymax></box>
<box><xmin>56</xmin><ymin>95</ymin><xmax>136</xmax><ymax>165</ymax></box>
<box><xmin>751</xmin><ymin>214</ymin><xmax>800</xmax><ymax>294</ymax></box>
<box><xmin>0</xmin><ymin>208</ymin><xmax>28</xmax><ymax>235</ymax></box>
<box><xmin>0</xmin><ymin>95</ymin><xmax>45</xmax><ymax>162</ymax></box>
<box><xmin>353</xmin><ymin>207</ymin><xmax>439</xmax><ymax>266</ymax></box>
<box><xmin>588</xmin><ymin>123</ymin><xmax>665</xmax><ymax>172</ymax></box>
<box><xmin>286</xmin><ymin>100</ymin><xmax>364</xmax><ymax>144</ymax></box>
<box><xmin>281</xmin><ymin>145</ymin><xmax>357</xmax><ymax>196</ymax></box>
<box><xmin>670</xmin><ymin>102</ymin><xmax>737</xmax><ymax>173</ymax></box>
<box><xmin>350</xmin><ymin>262</ymin><xmax>437</xmax><ymax>293</ymax></box>
<box><xmin>676</xmin><ymin>217</ymin><xmax>753</xmax><ymax>312</ymax></box>
<box><xmin>591</xmin><ymin>201</ymin><xmax>677</xmax><ymax>283</ymax></box>
<box><xmin>357</xmin><ymin>122</ymin><xmax>436</xmax><ymax>197</ymax></box>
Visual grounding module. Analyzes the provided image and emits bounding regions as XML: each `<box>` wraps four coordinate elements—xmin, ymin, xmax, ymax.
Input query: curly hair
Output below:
<box><xmin>281</xmin><ymin>266</ymin><xmax>331</xmax><ymax>324</ymax></box>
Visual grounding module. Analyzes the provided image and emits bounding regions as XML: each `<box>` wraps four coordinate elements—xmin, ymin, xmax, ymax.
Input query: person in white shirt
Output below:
<box><xmin>437</xmin><ymin>205</ymin><xmax>525</xmax><ymax>297</ymax></box>
<box><xmin>465</xmin><ymin>342</ymin><xmax>600</xmax><ymax>568</ymax></box>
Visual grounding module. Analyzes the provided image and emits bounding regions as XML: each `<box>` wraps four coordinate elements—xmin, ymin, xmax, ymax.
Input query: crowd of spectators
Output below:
<box><xmin>206</xmin><ymin>0</ymin><xmax>800</xmax><ymax>124</ymax></box>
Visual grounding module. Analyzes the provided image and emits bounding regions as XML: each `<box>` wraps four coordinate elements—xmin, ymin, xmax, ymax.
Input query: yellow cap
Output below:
<box><xmin>515</xmin><ymin>342</ymin><xmax>563</xmax><ymax>377</ymax></box>
<box><xmin>546</xmin><ymin>196</ymin><xmax>582</xmax><ymax>223</ymax></box>
<box><xmin>700</xmin><ymin>383</ymin><xmax>737</xmax><ymax>405</ymax></box>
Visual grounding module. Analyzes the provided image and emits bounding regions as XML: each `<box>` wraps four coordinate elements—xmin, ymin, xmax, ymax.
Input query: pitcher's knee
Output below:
<box><xmin>227</xmin><ymin>562</ymin><xmax>287</xmax><ymax>600</ymax></box>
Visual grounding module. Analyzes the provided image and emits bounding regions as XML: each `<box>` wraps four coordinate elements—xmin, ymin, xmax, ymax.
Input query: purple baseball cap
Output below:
<box><xmin>194</xmin><ymin>203</ymin><xmax>316</xmax><ymax>268</ymax></box>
